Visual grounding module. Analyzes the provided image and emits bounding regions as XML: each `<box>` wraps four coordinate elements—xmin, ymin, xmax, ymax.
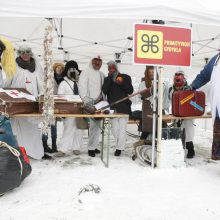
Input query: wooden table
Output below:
<box><xmin>12</xmin><ymin>113</ymin><xmax>128</xmax><ymax>167</ymax></box>
<box><xmin>162</xmin><ymin>114</ymin><xmax>212</xmax><ymax>121</ymax></box>
<box><xmin>147</xmin><ymin>114</ymin><xmax>212</xmax><ymax>122</ymax></box>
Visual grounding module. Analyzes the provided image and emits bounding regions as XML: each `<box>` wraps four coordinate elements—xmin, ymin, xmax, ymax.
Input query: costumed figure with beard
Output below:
<box><xmin>169</xmin><ymin>71</ymin><xmax>195</xmax><ymax>159</ymax></box>
<box><xmin>41</xmin><ymin>62</ymin><xmax>65</xmax><ymax>156</ymax></box>
<box><xmin>57</xmin><ymin>60</ymin><xmax>83</xmax><ymax>155</ymax></box>
<box><xmin>78</xmin><ymin>55</ymin><xmax>105</xmax><ymax>157</ymax></box>
<box><xmin>4</xmin><ymin>45</ymin><xmax>44</xmax><ymax>160</ymax></box>
<box><xmin>102</xmin><ymin>61</ymin><xmax>133</xmax><ymax>156</ymax></box>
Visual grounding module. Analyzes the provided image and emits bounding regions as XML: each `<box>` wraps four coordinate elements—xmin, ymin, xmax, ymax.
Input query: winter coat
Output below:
<box><xmin>191</xmin><ymin>54</ymin><xmax>219</xmax><ymax>118</ymax></box>
<box><xmin>102</xmin><ymin>73</ymin><xmax>133</xmax><ymax>115</ymax></box>
<box><xmin>139</xmin><ymin>81</ymin><xmax>153</xmax><ymax>133</ymax></box>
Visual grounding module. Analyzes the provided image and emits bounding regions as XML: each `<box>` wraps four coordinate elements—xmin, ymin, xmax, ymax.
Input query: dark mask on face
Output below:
<box><xmin>67</xmin><ymin>68</ymin><xmax>79</xmax><ymax>81</ymax></box>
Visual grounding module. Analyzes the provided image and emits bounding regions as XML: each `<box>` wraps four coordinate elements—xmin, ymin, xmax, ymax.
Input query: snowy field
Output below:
<box><xmin>1</xmin><ymin>122</ymin><xmax>220</xmax><ymax>220</ymax></box>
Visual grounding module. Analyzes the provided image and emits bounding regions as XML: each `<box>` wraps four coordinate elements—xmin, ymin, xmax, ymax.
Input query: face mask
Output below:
<box><xmin>67</xmin><ymin>68</ymin><xmax>79</xmax><ymax>81</ymax></box>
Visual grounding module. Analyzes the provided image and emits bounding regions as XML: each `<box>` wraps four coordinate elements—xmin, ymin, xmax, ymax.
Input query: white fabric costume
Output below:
<box><xmin>4</xmin><ymin>60</ymin><xmax>44</xmax><ymax>159</ymax></box>
<box><xmin>111</xmin><ymin>117</ymin><xmax>129</xmax><ymax>150</ymax></box>
<box><xmin>58</xmin><ymin>76</ymin><xmax>83</xmax><ymax>152</ymax></box>
<box><xmin>78</xmin><ymin>60</ymin><xmax>105</xmax><ymax>150</ymax></box>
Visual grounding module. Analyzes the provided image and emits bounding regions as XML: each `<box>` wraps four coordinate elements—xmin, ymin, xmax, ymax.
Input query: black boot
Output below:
<box><xmin>94</xmin><ymin>148</ymin><xmax>100</xmax><ymax>154</ymax></box>
<box><xmin>51</xmin><ymin>139</ymin><xmax>58</xmax><ymax>153</ymax></box>
<box><xmin>42</xmin><ymin>153</ymin><xmax>52</xmax><ymax>160</ymax></box>
<box><xmin>42</xmin><ymin>140</ymin><xmax>53</xmax><ymax>154</ymax></box>
<box><xmin>88</xmin><ymin>150</ymin><xmax>96</xmax><ymax>157</ymax></box>
<box><xmin>186</xmin><ymin>141</ymin><xmax>195</xmax><ymax>159</ymax></box>
<box><xmin>114</xmin><ymin>149</ymin><xmax>121</xmax><ymax>157</ymax></box>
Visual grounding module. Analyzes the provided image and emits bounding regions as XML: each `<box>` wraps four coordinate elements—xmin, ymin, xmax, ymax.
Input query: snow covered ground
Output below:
<box><xmin>1</xmin><ymin>122</ymin><xmax>220</xmax><ymax>220</ymax></box>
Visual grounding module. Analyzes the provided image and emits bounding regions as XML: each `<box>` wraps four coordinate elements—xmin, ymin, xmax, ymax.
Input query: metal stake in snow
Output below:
<box><xmin>151</xmin><ymin>66</ymin><xmax>157</xmax><ymax>168</ymax></box>
<box><xmin>42</xmin><ymin>25</ymin><xmax>55</xmax><ymax>135</ymax></box>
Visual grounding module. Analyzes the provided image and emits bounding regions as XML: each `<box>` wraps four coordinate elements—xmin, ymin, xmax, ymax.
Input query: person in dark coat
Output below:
<box><xmin>102</xmin><ymin>61</ymin><xmax>133</xmax><ymax>156</ymax></box>
<box><xmin>140</xmin><ymin>66</ymin><xmax>154</xmax><ymax>139</ymax></box>
<box><xmin>191</xmin><ymin>53</ymin><xmax>220</xmax><ymax>160</ymax></box>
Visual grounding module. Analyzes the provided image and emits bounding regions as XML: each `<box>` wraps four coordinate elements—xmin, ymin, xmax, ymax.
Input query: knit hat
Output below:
<box><xmin>107</xmin><ymin>60</ymin><xmax>118</xmax><ymax>70</ymax></box>
<box><xmin>63</xmin><ymin>60</ymin><xmax>81</xmax><ymax>75</ymax></box>
<box><xmin>17</xmin><ymin>45</ymin><xmax>33</xmax><ymax>57</ymax></box>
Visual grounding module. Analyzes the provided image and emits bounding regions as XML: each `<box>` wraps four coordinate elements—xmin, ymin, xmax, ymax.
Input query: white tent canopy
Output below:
<box><xmin>1</xmin><ymin>0</ymin><xmax>220</xmax><ymax>26</ymax></box>
<box><xmin>1</xmin><ymin>1</ymin><xmax>220</xmax><ymax>80</ymax></box>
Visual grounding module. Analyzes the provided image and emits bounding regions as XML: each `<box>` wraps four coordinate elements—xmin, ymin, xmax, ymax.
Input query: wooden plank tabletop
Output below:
<box><xmin>10</xmin><ymin>113</ymin><xmax>129</xmax><ymax>118</ymax></box>
<box><xmin>148</xmin><ymin>114</ymin><xmax>212</xmax><ymax>121</ymax></box>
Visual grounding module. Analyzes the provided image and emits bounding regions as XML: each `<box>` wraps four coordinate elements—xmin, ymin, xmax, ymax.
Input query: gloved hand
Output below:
<box><xmin>115</xmin><ymin>76</ymin><xmax>124</xmax><ymax>84</ymax></box>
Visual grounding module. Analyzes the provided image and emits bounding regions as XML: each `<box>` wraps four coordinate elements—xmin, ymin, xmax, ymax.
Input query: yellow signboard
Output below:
<box><xmin>137</xmin><ymin>30</ymin><xmax>163</xmax><ymax>59</ymax></box>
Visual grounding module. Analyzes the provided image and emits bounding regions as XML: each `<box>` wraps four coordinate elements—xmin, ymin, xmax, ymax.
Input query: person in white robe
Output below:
<box><xmin>57</xmin><ymin>60</ymin><xmax>83</xmax><ymax>155</ymax></box>
<box><xmin>78</xmin><ymin>55</ymin><xmax>105</xmax><ymax>157</ymax></box>
<box><xmin>4</xmin><ymin>45</ymin><xmax>44</xmax><ymax>159</ymax></box>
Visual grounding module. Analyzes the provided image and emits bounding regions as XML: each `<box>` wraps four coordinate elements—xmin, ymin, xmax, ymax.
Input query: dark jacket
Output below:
<box><xmin>102</xmin><ymin>73</ymin><xmax>134</xmax><ymax>115</ymax></box>
<box><xmin>191</xmin><ymin>54</ymin><xmax>218</xmax><ymax>90</ymax></box>
<box><xmin>141</xmin><ymin>87</ymin><xmax>153</xmax><ymax>133</ymax></box>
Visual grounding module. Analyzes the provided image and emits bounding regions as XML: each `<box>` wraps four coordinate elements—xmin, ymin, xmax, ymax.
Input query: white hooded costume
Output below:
<box><xmin>4</xmin><ymin>56</ymin><xmax>44</xmax><ymax>159</ymax></box>
<box><xmin>58</xmin><ymin>76</ymin><xmax>83</xmax><ymax>152</ymax></box>
<box><xmin>78</xmin><ymin>58</ymin><xmax>105</xmax><ymax>150</ymax></box>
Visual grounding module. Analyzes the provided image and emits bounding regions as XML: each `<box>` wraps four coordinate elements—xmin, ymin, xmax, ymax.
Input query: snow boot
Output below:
<box><xmin>42</xmin><ymin>140</ymin><xmax>53</xmax><ymax>154</ymax></box>
<box><xmin>114</xmin><ymin>149</ymin><xmax>121</xmax><ymax>157</ymax></box>
<box><xmin>73</xmin><ymin>150</ymin><xmax>80</xmax><ymax>155</ymax></box>
<box><xmin>42</xmin><ymin>153</ymin><xmax>52</xmax><ymax>160</ymax></box>
<box><xmin>94</xmin><ymin>148</ymin><xmax>100</xmax><ymax>154</ymax></box>
<box><xmin>88</xmin><ymin>150</ymin><xmax>95</xmax><ymax>157</ymax></box>
<box><xmin>186</xmin><ymin>141</ymin><xmax>195</xmax><ymax>159</ymax></box>
<box><xmin>51</xmin><ymin>139</ymin><xmax>58</xmax><ymax>153</ymax></box>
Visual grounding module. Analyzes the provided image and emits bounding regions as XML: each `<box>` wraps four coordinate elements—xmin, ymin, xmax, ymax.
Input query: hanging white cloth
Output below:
<box><xmin>58</xmin><ymin>77</ymin><xmax>83</xmax><ymax>152</ymax></box>
<box><xmin>181</xmin><ymin>119</ymin><xmax>195</xmax><ymax>142</ymax></box>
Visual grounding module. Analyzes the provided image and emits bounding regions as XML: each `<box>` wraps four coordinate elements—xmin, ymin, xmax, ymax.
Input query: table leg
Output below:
<box><xmin>101</xmin><ymin>118</ymin><xmax>111</xmax><ymax>168</ymax></box>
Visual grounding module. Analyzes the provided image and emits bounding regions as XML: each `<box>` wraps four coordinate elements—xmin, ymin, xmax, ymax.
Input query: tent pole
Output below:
<box><xmin>151</xmin><ymin>66</ymin><xmax>158</xmax><ymax>168</ymax></box>
<box><xmin>156</xmin><ymin>67</ymin><xmax>164</xmax><ymax>168</ymax></box>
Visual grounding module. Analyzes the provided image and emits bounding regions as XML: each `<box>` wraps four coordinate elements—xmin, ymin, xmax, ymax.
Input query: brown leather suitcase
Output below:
<box><xmin>39</xmin><ymin>95</ymin><xmax>83</xmax><ymax>114</ymax></box>
<box><xmin>172</xmin><ymin>90</ymin><xmax>205</xmax><ymax>117</ymax></box>
<box><xmin>0</xmin><ymin>88</ymin><xmax>39</xmax><ymax>115</ymax></box>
